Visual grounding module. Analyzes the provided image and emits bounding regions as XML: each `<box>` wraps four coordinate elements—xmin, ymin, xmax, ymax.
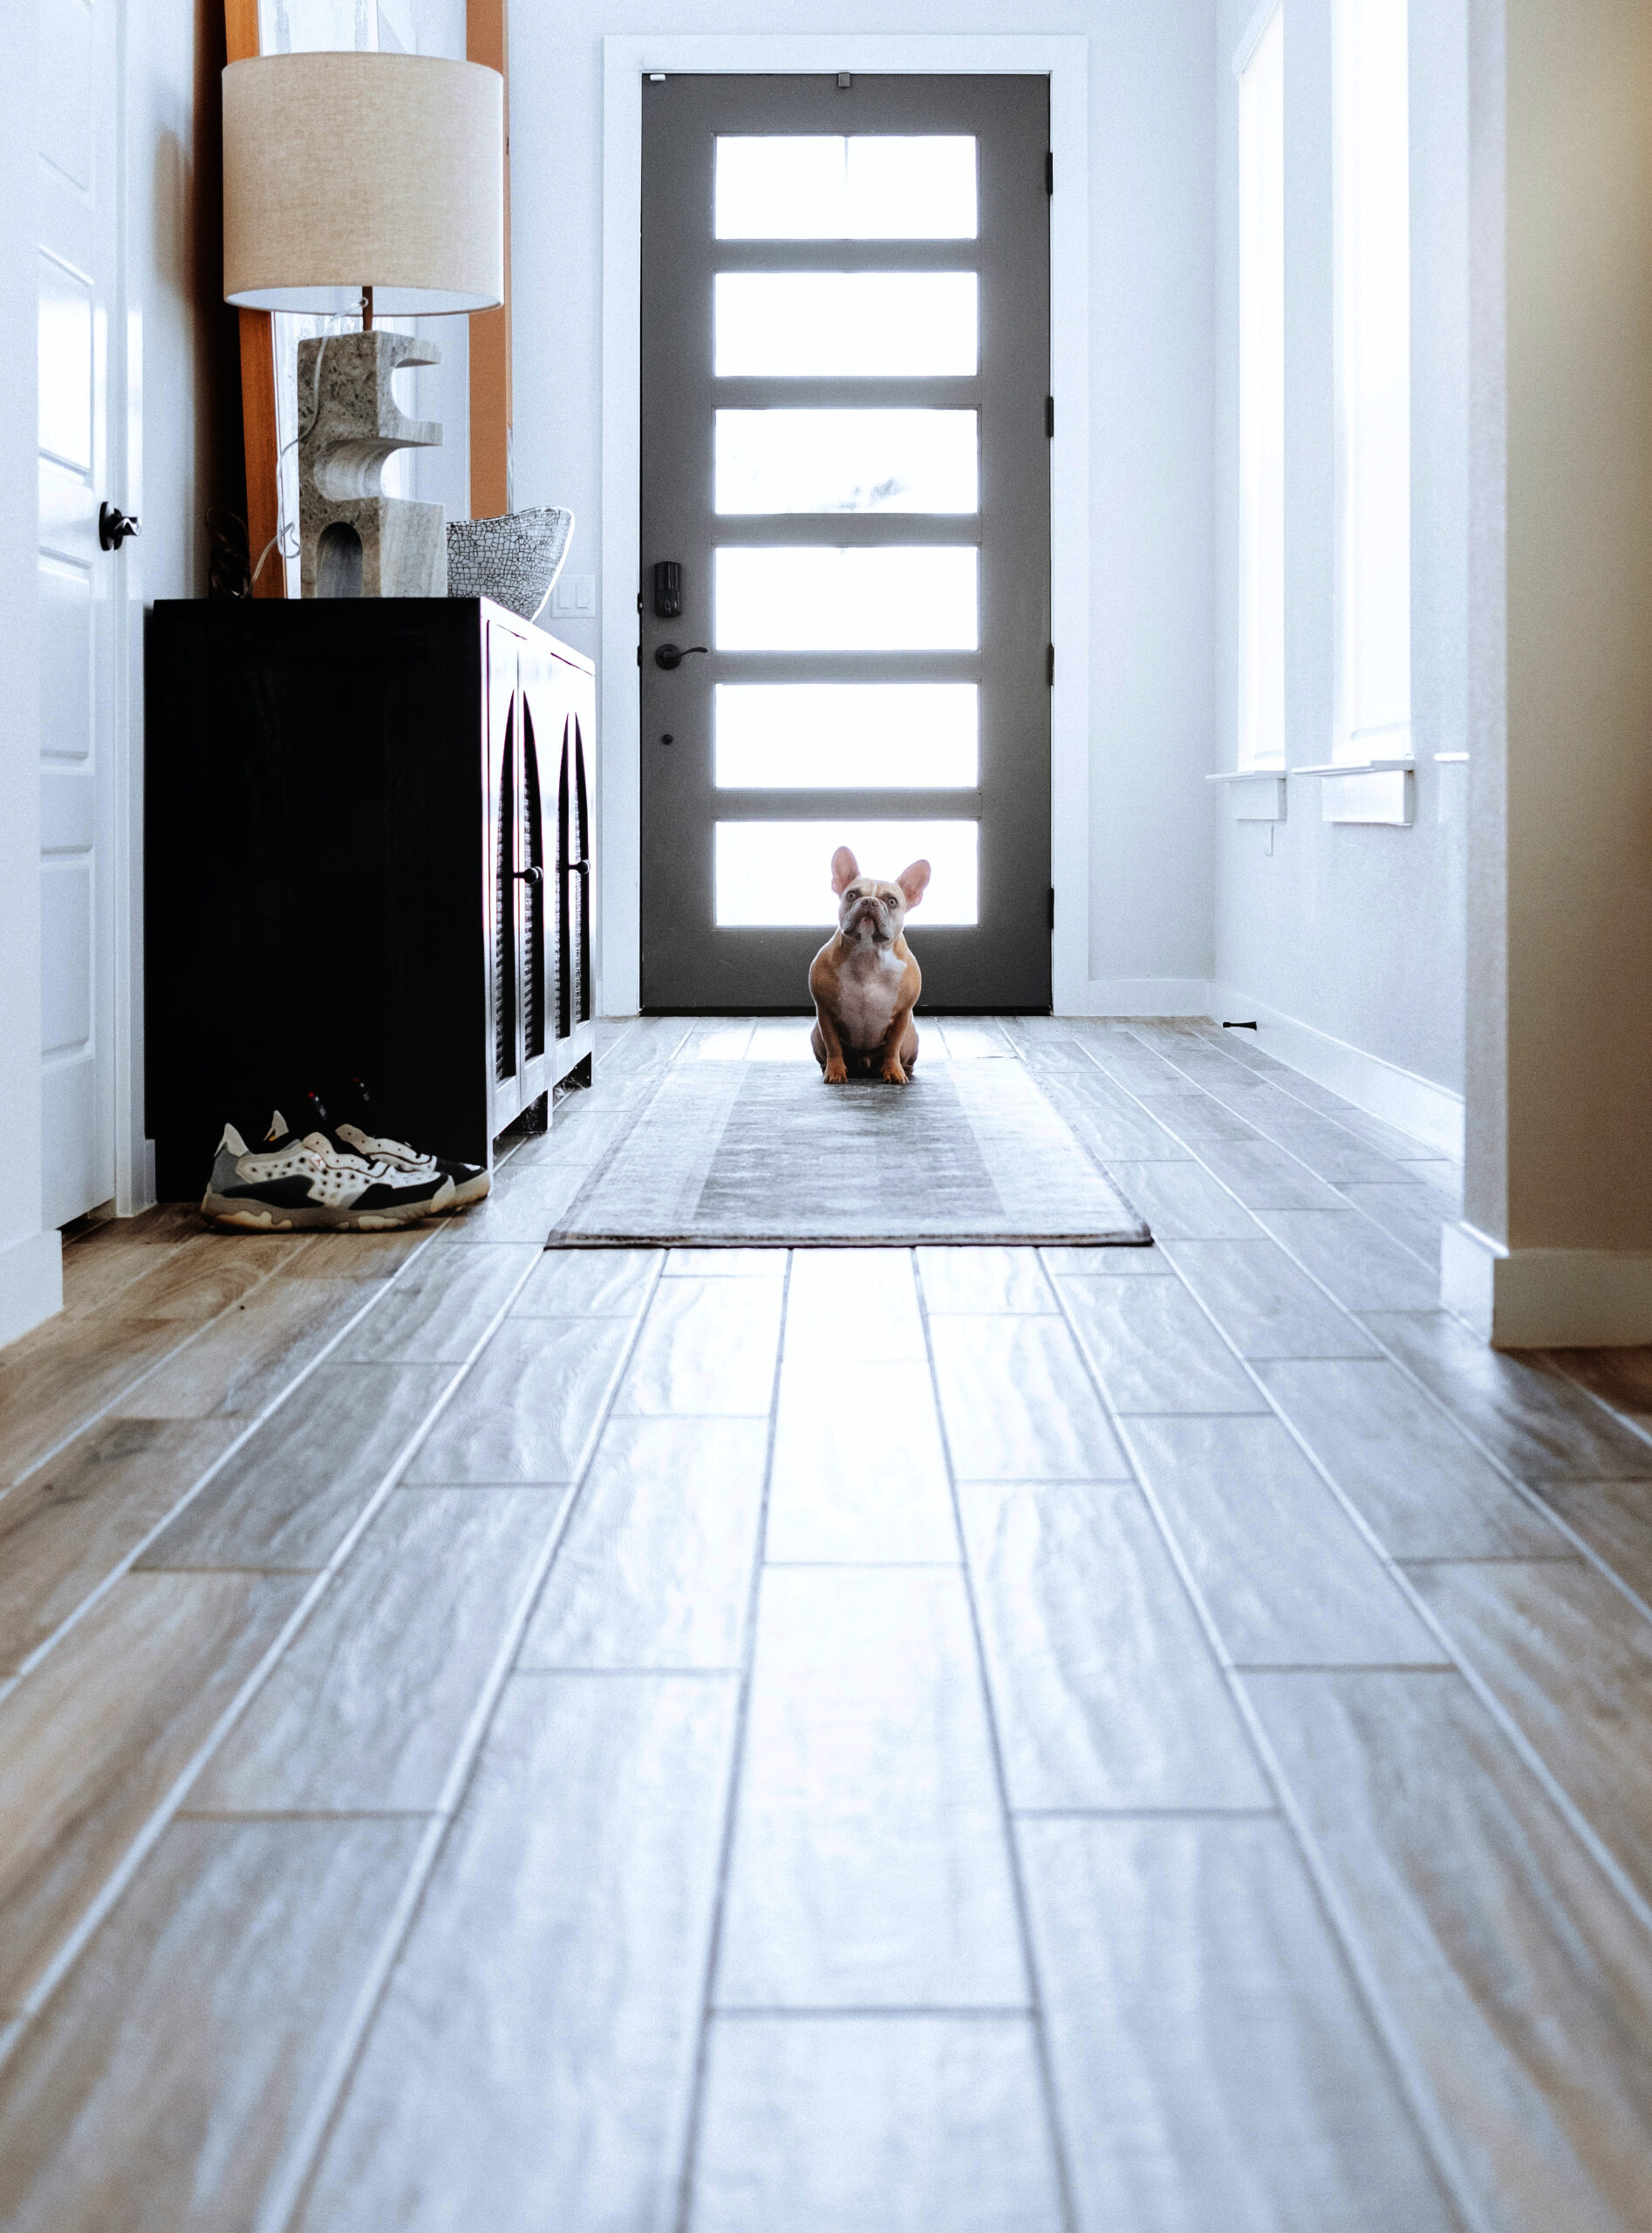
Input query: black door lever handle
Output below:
<box><xmin>653</xmin><ymin>643</ymin><xmax>708</xmax><ymax>671</ymax></box>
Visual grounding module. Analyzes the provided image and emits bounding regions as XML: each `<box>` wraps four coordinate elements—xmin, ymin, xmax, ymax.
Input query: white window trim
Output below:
<box><xmin>1232</xmin><ymin>0</ymin><xmax>1283</xmax><ymax>79</ymax></box>
<box><xmin>1234</xmin><ymin>0</ymin><xmax>1286</xmax><ymax>773</ymax></box>
<box><xmin>1331</xmin><ymin>0</ymin><xmax>1412</xmax><ymax>772</ymax></box>
<box><xmin>599</xmin><ymin>33</ymin><xmax>1090</xmax><ymax>1016</ymax></box>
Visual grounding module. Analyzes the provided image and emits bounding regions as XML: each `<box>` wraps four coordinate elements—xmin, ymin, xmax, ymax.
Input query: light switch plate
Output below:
<box><xmin>551</xmin><ymin>573</ymin><xmax>597</xmax><ymax>618</ymax></box>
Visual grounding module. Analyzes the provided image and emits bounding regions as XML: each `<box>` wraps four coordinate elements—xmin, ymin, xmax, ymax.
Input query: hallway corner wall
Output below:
<box><xmin>1451</xmin><ymin>0</ymin><xmax>1652</xmax><ymax>1343</ymax></box>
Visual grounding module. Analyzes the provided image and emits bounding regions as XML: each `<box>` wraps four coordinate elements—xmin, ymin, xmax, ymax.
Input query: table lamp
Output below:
<box><xmin>222</xmin><ymin>51</ymin><xmax>504</xmax><ymax>598</ymax></box>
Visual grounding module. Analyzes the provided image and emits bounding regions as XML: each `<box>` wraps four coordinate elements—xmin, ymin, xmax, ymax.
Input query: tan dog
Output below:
<box><xmin>809</xmin><ymin>846</ymin><xmax>932</xmax><ymax>1083</ymax></box>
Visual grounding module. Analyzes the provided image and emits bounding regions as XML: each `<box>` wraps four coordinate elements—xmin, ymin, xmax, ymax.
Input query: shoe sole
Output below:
<box><xmin>201</xmin><ymin>1178</ymin><xmax>455</xmax><ymax>1232</ymax></box>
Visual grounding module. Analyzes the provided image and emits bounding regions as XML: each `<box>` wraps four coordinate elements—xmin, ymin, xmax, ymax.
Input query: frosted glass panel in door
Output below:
<box><xmin>716</xmin><ymin>547</ymin><xmax>977</xmax><ymax>651</ymax></box>
<box><xmin>715</xmin><ymin>684</ymin><xmax>978</xmax><ymax>789</ymax></box>
<box><xmin>714</xmin><ymin>275</ymin><xmax>978</xmax><ymax>377</ymax></box>
<box><xmin>715</xmin><ymin>412</ymin><xmax>978</xmax><ymax>515</ymax></box>
<box><xmin>715</xmin><ymin>135</ymin><xmax>978</xmax><ymax>238</ymax></box>
<box><xmin>715</xmin><ymin>820</ymin><xmax>979</xmax><ymax>925</ymax></box>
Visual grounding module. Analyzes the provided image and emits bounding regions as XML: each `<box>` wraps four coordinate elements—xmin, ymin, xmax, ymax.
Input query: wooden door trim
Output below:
<box><xmin>223</xmin><ymin>0</ymin><xmax>283</xmax><ymax>598</ymax></box>
<box><xmin>468</xmin><ymin>0</ymin><xmax>512</xmax><ymax>518</ymax></box>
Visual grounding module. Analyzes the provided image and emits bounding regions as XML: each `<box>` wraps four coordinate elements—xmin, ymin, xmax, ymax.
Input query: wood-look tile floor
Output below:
<box><xmin>3</xmin><ymin>1014</ymin><xmax>1652</xmax><ymax>2230</ymax></box>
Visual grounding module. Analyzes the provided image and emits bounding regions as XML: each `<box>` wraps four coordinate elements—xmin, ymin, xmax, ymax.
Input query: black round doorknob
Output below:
<box><xmin>653</xmin><ymin>643</ymin><xmax>709</xmax><ymax>671</ymax></box>
<box><xmin>99</xmin><ymin>502</ymin><xmax>140</xmax><ymax>550</ymax></box>
<box><xmin>512</xmin><ymin>865</ymin><xmax>543</xmax><ymax>887</ymax></box>
<box><xmin>660</xmin><ymin>733</ymin><xmax>675</xmax><ymax>746</ymax></box>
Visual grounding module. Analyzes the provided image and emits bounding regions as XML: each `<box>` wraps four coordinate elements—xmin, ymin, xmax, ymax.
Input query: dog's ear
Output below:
<box><xmin>896</xmin><ymin>858</ymin><xmax>932</xmax><ymax>910</ymax></box>
<box><xmin>830</xmin><ymin>846</ymin><xmax>860</xmax><ymax>895</ymax></box>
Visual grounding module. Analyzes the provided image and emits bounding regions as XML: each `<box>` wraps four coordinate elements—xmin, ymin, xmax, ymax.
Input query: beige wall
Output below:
<box><xmin>1466</xmin><ymin>0</ymin><xmax>1652</xmax><ymax>1256</ymax></box>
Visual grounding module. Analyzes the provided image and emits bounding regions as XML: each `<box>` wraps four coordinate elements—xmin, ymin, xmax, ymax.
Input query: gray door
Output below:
<box><xmin>640</xmin><ymin>73</ymin><xmax>1051</xmax><ymax>1013</ymax></box>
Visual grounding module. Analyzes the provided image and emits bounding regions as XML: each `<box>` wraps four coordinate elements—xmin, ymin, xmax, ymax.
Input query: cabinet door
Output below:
<box><xmin>517</xmin><ymin>663</ymin><xmax>553</xmax><ymax>1110</ymax></box>
<box><xmin>557</xmin><ymin>700</ymin><xmax>592</xmax><ymax>1041</ymax></box>
<box><xmin>488</xmin><ymin>624</ymin><xmax>524</xmax><ymax>1134</ymax></box>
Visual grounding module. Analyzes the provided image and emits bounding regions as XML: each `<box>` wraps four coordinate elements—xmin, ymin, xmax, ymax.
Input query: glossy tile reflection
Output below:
<box><xmin>8</xmin><ymin>1014</ymin><xmax>1652</xmax><ymax>2233</ymax></box>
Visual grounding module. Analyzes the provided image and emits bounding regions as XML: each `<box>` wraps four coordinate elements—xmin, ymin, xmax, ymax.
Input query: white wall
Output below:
<box><xmin>1212</xmin><ymin>0</ymin><xmax>1470</xmax><ymax>1113</ymax></box>
<box><xmin>509</xmin><ymin>0</ymin><xmax>1219</xmax><ymax>1014</ymax></box>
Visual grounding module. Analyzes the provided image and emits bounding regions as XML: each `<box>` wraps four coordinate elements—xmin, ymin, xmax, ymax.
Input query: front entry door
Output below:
<box><xmin>639</xmin><ymin>73</ymin><xmax>1051</xmax><ymax>1012</ymax></box>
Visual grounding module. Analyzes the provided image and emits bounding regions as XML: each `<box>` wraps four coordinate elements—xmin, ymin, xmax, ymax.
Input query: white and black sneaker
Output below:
<box><xmin>334</xmin><ymin>1123</ymin><xmax>490</xmax><ymax>1208</ymax></box>
<box><xmin>300</xmin><ymin>1085</ymin><xmax>491</xmax><ymax>1211</ymax></box>
<box><xmin>201</xmin><ymin>1121</ymin><xmax>454</xmax><ymax>1230</ymax></box>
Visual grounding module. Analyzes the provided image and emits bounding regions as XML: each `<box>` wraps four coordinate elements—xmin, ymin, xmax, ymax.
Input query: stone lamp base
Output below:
<box><xmin>297</xmin><ymin>330</ymin><xmax>447</xmax><ymax>599</ymax></box>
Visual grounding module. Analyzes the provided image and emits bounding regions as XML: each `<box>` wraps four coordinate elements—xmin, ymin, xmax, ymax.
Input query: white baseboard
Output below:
<box><xmin>1443</xmin><ymin>1220</ymin><xmax>1652</xmax><ymax>1347</ymax></box>
<box><xmin>1210</xmin><ymin>981</ymin><xmax>1464</xmax><ymax>1159</ymax></box>
<box><xmin>1068</xmin><ymin>978</ymin><xmax>1214</xmax><ymax>1019</ymax></box>
<box><xmin>0</xmin><ymin>1228</ymin><xmax>63</xmax><ymax>1350</ymax></box>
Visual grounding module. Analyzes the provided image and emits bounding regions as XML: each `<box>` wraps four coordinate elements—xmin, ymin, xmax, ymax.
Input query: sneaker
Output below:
<box><xmin>306</xmin><ymin>1083</ymin><xmax>491</xmax><ymax>1210</ymax></box>
<box><xmin>201</xmin><ymin>1122</ymin><xmax>454</xmax><ymax>1231</ymax></box>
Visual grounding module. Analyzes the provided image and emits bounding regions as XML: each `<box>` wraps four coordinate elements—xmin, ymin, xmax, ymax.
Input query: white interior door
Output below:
<box><xmin>38</xmin><ymin>0</ymin><xmax>121</xmax><ymax>1226</ymax></box>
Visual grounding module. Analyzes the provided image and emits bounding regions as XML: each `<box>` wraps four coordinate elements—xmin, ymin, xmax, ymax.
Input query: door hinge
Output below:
<box><xmin>1045</xmin><ymin>395</ymin><xmax>1055</xmax><ymax>439</ymax></box>
<box><xmin>636</xmin><ymin>644</ymin><xmax>642</xmax><ymax>667</ymax></box>
<box><xmin>1048</xmin><ymin>886</ymin><xmax>1056</xmax><ymax>929</ymax></box>
<box><xmin>1047</xmin><ymin>644</ymin><xmax>1055</xmax><ymax>686</ymax></box>
<box><xmin>1045</xmin><ymin>151</ymin><xmax>1054</xmax><ymax>195</ymax></box>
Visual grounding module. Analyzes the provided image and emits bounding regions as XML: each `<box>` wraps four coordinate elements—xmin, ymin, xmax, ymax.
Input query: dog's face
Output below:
<box><xmin>830</xmin><ymin>847</ymin><xmax>931</xmax><ymax>946</ymax></box>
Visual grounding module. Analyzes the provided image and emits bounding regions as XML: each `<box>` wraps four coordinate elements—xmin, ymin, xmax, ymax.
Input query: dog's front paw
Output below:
<box><xmin>881</xmin><ymin>1060</ymin><xmax>908</xmax><ymax>1085</ymax></box>
<box><xmin>823</xmin><ymin>1057</ymin><xmax>849</xmax><ymax>1084</ymax></box>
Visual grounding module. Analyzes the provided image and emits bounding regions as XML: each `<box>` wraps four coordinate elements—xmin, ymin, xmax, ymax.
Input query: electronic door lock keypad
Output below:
<box><xmin>652</xmin><ymin>561</ymin><xmax>683</xmax><ymax>618</ymax></box>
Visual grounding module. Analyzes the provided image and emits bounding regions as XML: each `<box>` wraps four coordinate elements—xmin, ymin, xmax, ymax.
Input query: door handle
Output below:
<box><xmin>99</xmin><ymin>502</ymin><xmax>140</xmax><ymax>550</ymax></box>
<box><xmin>653</xmin><ymin>643</ymin><xmax>708</xmax><ymax>671</ymax></box>
<box><xmin>513</xmin><ymin>865</ymin><xmax>544</xmax><ymax>887</ymax></box>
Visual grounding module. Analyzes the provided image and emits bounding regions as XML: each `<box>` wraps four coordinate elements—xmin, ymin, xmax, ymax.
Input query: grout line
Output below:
<box><xmin>1395</xmin><ymin>1554</ymin><xmax>1582</xmax><ymax>1567</ymax></box>
<box><xmin>1009</xmin><ymin>1805</ymin><xmax>1279</xmax><ymax>1820</ymax></box>
<box><xmin>176</xmin><ymin>1807</ymin><xmax>442</xmax><ymax>1822</ymax></box>
<box><xmin>0</xmin><ymin>1237</ymin><xmax>558</xmax><ymax>2072</ymax></box>
<box><xmin>511</xmin><ymin>1663</ymin><xmax>742</xmax><ymax>1678</ymax></box>
<box><xmin>1536</xmin><ymin>1352</ymin><xmax>1652</xmax><ymax>1462</ymax></box>
<box><xmin>1341</xmin><ymin>1327</ymin><xmax>1652</xmax><ymax>1635</ymax></box>
<box><xmin>1041</xmin><ymin>1074</ymin><xmax>1652</xmax><ymax>2195</ymax></box>
<box><xmin>1080</xmin><ymin>1028</ymin><xmax>1450</xmax><ymax>1275</ymax></box>
<box><xmin>709</xmin><ymin>2003</ymin><xmax>1034</xmax><ymax>2021</ymax></box>
<box><xmin>273</xmin><ymin>1247</ymin><xmax>671</xmax><ymax>2233</ymax></box>
<box><xmin>760</xmin><ymin>1557</ymin><xmax>961</xmax><ymax>1569</ymax></box>
<box><xmin>912</xmin><ymin>1245</ymin><xmax>1081</xmax><ymax>2233</ymax></box>
<box><xmin>1108</xmin><ymin>1191</ymin><xmax>1652</xmax><ymax>1950</ymax></box>
<box><xmin>671</xmin><ymin>1247</ymin><xmax>793</xmax><ymax>2233</ymax></box>
<box><xmin>1040</xmin><ymin>1254</ymin><xmax>1495</xmax><ymax>2233</ymax></box>
<box><xmin>1221</xmin><ymin>1661</ymin><xmax>1454</xmax><ymax>1675</ymax></box>
<box><xmin>1062</xmin><ymin>1028</ymin><xmax>1652</xmax><ymax>1633</ymax></box>
<box><xmin>5</xmin><ymin>1246</ymin><xmax>451</xmax><ymax>1683</ymax></box>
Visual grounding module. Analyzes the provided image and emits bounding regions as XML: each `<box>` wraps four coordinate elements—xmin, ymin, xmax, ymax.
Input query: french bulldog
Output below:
<box><xmin>809</xmin><ymin>845</ymin><xmax>932</xmax><ymax>1083</ymax></box>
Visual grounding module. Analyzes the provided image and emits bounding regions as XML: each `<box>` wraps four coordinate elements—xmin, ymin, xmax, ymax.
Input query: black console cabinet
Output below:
<box><xmin>146</xmin><ymin>598</ymin><xmax>595</xmax><ymax>1201</ymax></box>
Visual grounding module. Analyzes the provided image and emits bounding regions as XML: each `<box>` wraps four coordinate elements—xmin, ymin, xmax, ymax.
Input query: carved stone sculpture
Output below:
<box><xmin>297</xmin><ymin>330</ymin><xmax>446</xmax><ymax>599</ymax></box>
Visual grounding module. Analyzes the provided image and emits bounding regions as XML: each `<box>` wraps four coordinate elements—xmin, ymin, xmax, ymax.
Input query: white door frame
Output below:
<box><xmin>598</xmin><ymin>32</ymin><xmax>1090</xmax><ymax>1016</ymax></box>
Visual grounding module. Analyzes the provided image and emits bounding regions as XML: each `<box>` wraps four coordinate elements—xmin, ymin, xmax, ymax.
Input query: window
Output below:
<box><xmin>1334</xmin><ymin>0</ymin><xmax>1410</xmax><ymax>765</ymax></box>
<box><xmin>1236</xmin><ymin>3</ymin><xmax>1286</xmax><ymax>769</ymax></box>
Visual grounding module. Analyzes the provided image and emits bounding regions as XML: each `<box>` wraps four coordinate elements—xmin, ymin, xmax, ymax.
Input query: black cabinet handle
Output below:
<box><xmin>653</xmin><ymin>643</ymin><xmax>708</xmax><ymax>671</ymax></box>
<box><xmin>513</xmin><ymin>865</ymin><xmax>543</xmax><ymax>887</ymax></box>
<box><xmin>556</xmin><ymin>858</ymin><xmax>590</xmax><ymax>876</ymax></box>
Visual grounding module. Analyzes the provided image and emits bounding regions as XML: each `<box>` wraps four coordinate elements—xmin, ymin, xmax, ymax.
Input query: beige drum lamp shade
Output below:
<box><xmin>223</xmin><ymin>52</ymin><xmax>504</xmax><ymax>317</ymax></box>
